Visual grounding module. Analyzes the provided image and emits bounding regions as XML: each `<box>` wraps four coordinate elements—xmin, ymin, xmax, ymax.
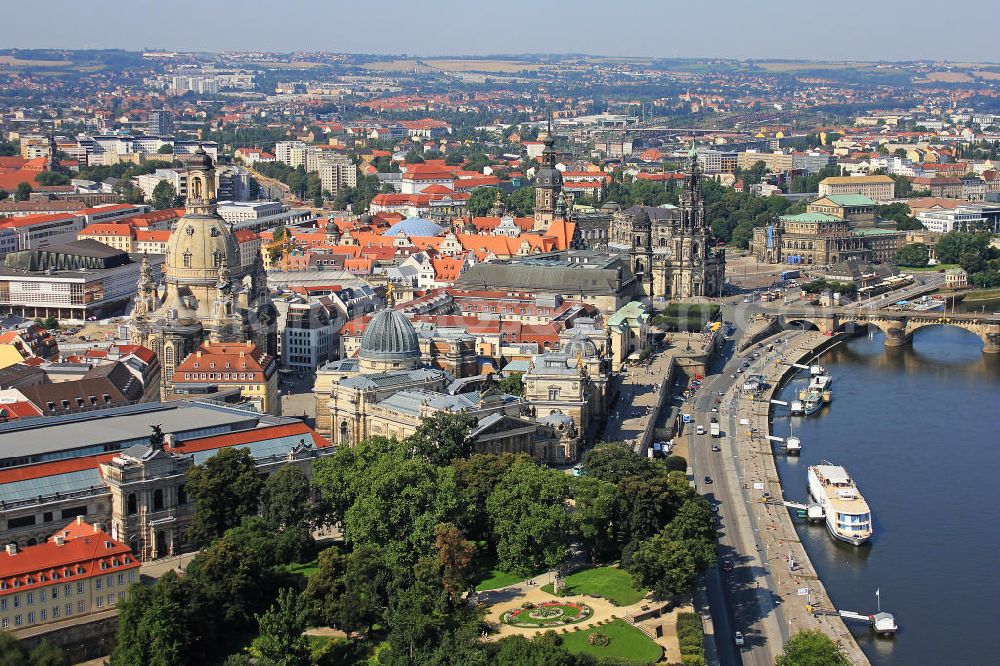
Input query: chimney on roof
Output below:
<box><xmin>54</xmin><ymin>536</ymin><xmax>65</xmax><ymax>546</ymax></box>
<box><xmin>76</xmin><ymin>515</ymin><xmax>84</xmax><ymax>525</ymax></box>
<box><xmin>5</xmin><ymin>544</ymin><xmax>16</xmax><ymax>556</ymax></box>
<box><xmin>93</xmin><ymin>522</ymin><xmax>103</xmax><ymax>533</ymax></box>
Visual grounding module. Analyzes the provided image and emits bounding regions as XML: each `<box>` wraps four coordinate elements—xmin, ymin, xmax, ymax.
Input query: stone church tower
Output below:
<box><xmin>533</xmin><ymin>116</ymin><xmax>562</xmax><ymax>230</ymax></box>
<box><xmin>129</xmin><ymin>145</ymin><xmax>276</xmax><ymax>399</ymax></box>
<box><xmin>608</xmin><ymin>150</ymin><xmax>725</xmax><ymax>301</ymax></box>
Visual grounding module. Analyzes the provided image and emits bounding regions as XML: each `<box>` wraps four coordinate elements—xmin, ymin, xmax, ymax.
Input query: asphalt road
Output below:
<box><xmin>682</xmin><ymin>300</ymin><xmax>798</xmax><ymax>666</ymax></box>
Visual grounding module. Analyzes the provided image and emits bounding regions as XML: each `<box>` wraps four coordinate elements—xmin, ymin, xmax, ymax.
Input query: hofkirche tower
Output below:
<box><xmin>130</xmin><ymin>144</ymin><xmax>276</xmax><ymax>399</ymax></box>
<box><xmin>533</xmin><ymin>115</ymin><xmax>563</xmax><ymax>230</ymax></box>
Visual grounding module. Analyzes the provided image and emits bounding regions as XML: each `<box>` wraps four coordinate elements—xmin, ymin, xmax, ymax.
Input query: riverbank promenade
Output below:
<box><xmin>739</xmin><ymin>331</ymin><xmax>869</xmax><ymax>665</ymax></box>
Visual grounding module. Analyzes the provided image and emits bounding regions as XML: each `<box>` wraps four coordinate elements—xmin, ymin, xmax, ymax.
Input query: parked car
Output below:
<box><xmin>734</xmin><ymin>631</ymin><xmax>745</xmax><ymax>646</ymax></box>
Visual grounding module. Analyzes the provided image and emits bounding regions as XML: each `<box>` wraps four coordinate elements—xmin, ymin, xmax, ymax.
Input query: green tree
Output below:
<box><xmin>971</xmin><ymin>270</ymin><xmax>1000</xmax><ymax>288</ymax></box>
<box><xmin>221</xmin><ymin>518</ymin><xmax>312</xmax><ymax>569</ymax></box>
<box><xmin>185</xmin><ymin>528</ymin><xmax>276</xmax><ymax>628</ymax></box>
<box><xmin>305</xmin><ymin>546</ymin><xmax>395</xmax><ymax>637</ymax></box>
<box><xmin>582</xmin><ymin>442</ymin><xmax>656</xmax><ymax>485</ymax></box>
<box><xmin>249</xmin><ymin>588</ymin><xmax>311</xmax><ymax>666</ymax></box>
<box><xmin>434</xmin><ymin>522</ymin><xmax>475</xmax><ymax>605</ymax></box>
<box><xmin>775</xmin><ymin>630</ymin><xmax>850</xmax><ymax>666</ymax></box>
<box><xmin>0</xmin><ymin>190</ymin><xmax>8</xmax><ymax>201</ymax></box>
<box><xmin>452</xmin><ymin>453</ymin><xmax>531</xmax><ymax>543</ymax></box>
<box><xmin>35</xmin><ymin>171</ymin><xmax>70</xmax><ymax>186</ymax></box>
<box><xmin>158</xmin><ymin>144</ymin><xmax>174</xmax><ymax>154</ymax></box>
<box><xmin>0</xmin><ymin>632</ymin><xmax>66</xmax><ymax>666</ymax></box>
<box><xmin>664</xmin><ymin>454</ymin><xmax>688</xmax><ymax>472</ymax></box>
<box><xmin>936</xmin><ymin>231</ymin><xmax>991</xmax><ymax>264</ymax></box>
<box><xmin>405</xmin><ymin>412</ymin><xmax>477</xmax><ymax>466</ymax></box>
<box><xmin>26</xmin><ymin>642</ymin><xmax>66</xmax><ymax>666</ymax></box>
<box><xmin>662</xmin><ymin>498</ymin><xmax>718</xmax><ymax>570</ymax></box>
<box><xmin>572</xmin><ymin>476</ymin><xmax>624</xmax><ymax>562</ymax></box>
<box><xmin>152</xmin><ymin>180</ymin><xmax>177</xmax><ymax>210</ymax></box>
<box><xmin>894</xmin><ymin>243</ymin><xmax>929</xmax><ymax>267</ymax></box>
<box><xmin>468</xmin><ymin>186</ymin><xmax>499</xmax><ymax>217</ymax></box>
<box><xmin>341</xmin><ymin>444</ymin><xmax>463</xmax><ymax>570</ymax></box>
<box><xmin>486</xmin><ymin>458</ymin><xmax>571</xmax><ymax>574</ymax></box>
<box><xmin>508</xmin><ymin>186</ymin><xmax>535</xmax><ymax>216</ymax></box>
<box><xmin>110</xmin><ymin>572</ymin><xmax>193</xmax><ymax>666</ymax></box>
<box><xmin>620</xmin><ymin>473</ymin><xmax>687</xmax><ymax>548</ymax></box>
<box><xmin>14</xmin><ymin>182</ymin><xmax>32</xmax><ymax>201</ymax></box>
<box><xmin>186</xmin><ymin>447</ymin><xmax>265</xmax><ymax>546</ymax></box>
<box><xmin>498</xmin><ymin>371</ymin><xmax>524</xmax><ymax>397</ymax></box>
<box><xmin>262</xmin><ymin>465</ymin><xmax>314</xmax><ymax>530</ymax></box>
<box><xmin>490</xmin><ymin>635</ymin><xmax>576</xmax><ymax>666</ymax></box>
<box><xmin>404</xmin><ymin>150</ymin><xmax>425</xmax><ymax>164</ymax></box>
<box><xmin>626</xmin><ymin>530</ymin><xmax>698</xmax><ymax>599</ymax></box>
<box><xmin>960</xmin><ymin>251</ymin><xmax>986</xmax><ymax>275</ymax></box>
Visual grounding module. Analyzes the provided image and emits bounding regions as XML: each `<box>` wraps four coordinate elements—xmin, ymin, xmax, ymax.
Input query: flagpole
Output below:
<box><xmin>876</xmin><ymin>587</ymin><xmax>880</xmax><ymax>613</ymax></box>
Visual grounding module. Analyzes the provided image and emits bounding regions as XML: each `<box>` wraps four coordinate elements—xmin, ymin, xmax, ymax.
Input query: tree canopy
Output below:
<box><xmin>186</xmin><ymin>447</ymin><xmax>265</xmax><ymax>546</ymax></box>
<box><xmin>775</xmin><ymin>630</ymin><xmax>851</xmax><ymax>666</ymax></box>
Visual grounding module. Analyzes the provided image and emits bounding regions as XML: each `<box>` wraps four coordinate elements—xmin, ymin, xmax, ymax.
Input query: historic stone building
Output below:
<box><xmin>533</xmin><ymin>120</ymin><xmax>563</xmax><ymax>230</ymax></box>
<box><xmin>313</xmin><ymin>308</ymin><xmax>596</xmax><ymax>463</ymax></box>
<box><xmin>129</xmin><ymin>146</ymin><xmax>276</xmax><ymax>399</ymax></box>
<box><xmin>608</xmin><ymin>152</ymin><xmax>726</xmax><ymax>300</ymax></box>
<box><xmin>750</xmin><ymin>213</ymin><xmax>905</xmax><ymax>266</ymax></box>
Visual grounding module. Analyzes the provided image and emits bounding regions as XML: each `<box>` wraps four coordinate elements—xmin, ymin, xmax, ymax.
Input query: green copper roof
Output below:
<box><xmin>852</xmin><ymin>227</ymin><xmax>899</xmax><ymax>236</ymax></box>
<box><xmin>779</xmin><ymin>212</ymin><xmax>842</xmax><ymax>223</ymax></box>
<box><xmin>823</xmin><ymin>194</ymin><xmax>878</xmax><ymax>207</ymax></box>
<box><xmin>608</xmin><ymin>301</ymin><xmax>648</xmax><ymax>330</ymax></box>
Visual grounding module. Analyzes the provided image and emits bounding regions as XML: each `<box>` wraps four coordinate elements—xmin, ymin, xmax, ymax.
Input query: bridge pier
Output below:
<box><xmin>983</xmin><ymin>332</ymin><xmax>1000</xmax><ymax>354</ymax></box>
<box><xmin>883</xmin><ymin>331</ymin><xmax>912</xmax><ymax>348</ymax></box>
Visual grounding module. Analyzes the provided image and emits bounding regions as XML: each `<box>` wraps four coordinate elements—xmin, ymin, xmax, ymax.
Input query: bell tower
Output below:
<box><xmin>533</xmin><ymin>113</ymin><xmax>563</xmax><ymax>230</ymax></box>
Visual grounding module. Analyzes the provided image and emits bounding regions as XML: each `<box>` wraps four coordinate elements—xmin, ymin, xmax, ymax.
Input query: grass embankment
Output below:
<box><xmin>905</xmin><ymin>263</ymin><xmax>956</xmax><ymax>272</ymax></box>
<box><xmin>540</xmin><ymin>566</ymin><xmax>647</xmax><ymax>606</ymax></box>
<box><xmin>962</xmin><ymin>287</ymin><xmax>1000</xmax><ymax>304</ymax></box>
<box><xmin>561</xmin><ymin>619</ymin><xmax>662</xmax><ymax>664</ymax></box>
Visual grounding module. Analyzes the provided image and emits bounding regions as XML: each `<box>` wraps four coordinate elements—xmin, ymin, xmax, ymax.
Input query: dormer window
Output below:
<box><xmin>210</xmin><ymin>227</ymin><xmax>219</xmax><ymax>237</ymax></box>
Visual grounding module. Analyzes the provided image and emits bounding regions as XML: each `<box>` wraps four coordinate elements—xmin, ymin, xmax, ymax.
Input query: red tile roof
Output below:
<box><xmin>0</xmin><ymin>519</ymin><xmax>139</xmax><ymax>587</ymax></box>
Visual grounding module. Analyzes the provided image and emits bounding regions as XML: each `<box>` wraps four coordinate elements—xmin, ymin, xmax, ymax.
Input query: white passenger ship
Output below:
<box><xmin>808</xmin><ymin>464</ymin><xmax>872</xmax><ymax>545</ymax></box>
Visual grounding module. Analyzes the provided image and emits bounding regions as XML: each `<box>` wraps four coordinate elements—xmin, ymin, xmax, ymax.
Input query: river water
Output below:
<box><xmin>772</xmin><ymin>326</ymin><xmax>1000</xmax><ymax>666</ymax></box>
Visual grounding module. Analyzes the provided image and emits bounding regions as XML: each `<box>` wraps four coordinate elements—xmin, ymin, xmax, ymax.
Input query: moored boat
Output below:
<box><xmin>808</xmin><ymin>464</ymin><xmax>872</xmax><ymax>545</ymax></box>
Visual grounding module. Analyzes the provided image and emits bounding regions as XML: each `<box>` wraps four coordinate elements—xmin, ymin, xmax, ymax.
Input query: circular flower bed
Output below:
<box><xmin>501</xmin><ymin>601</ymin><xmax>593</xmax><ymax>627</ymax></box>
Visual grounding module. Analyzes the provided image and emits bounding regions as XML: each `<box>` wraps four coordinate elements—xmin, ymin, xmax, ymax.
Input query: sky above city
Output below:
<box><xmin>8</xmin><ymin>0</ymin><xmax>1000</xmax><ymax>62</ymax></box>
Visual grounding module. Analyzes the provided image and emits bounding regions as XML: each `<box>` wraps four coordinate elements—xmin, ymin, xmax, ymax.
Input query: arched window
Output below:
<box><xmin>152</xmin><ymin>489</ymin><xmax>164</xmax><ymax>511</ymax></box>
<box><xmin>213</xmin><ymin>251</ymin><xmax>222</xmax><ymax>268</ymax></box>
<box><xmin>339</xmin><ymin>421</ymin><xmax>349</xmax><ymax>444</ymax></box>
<box><xmin>126</xmin><ymin>493</ymin><xmax>137</xmax><ymax>516</ymax></box>
<box><xmin>182</xmin><ymin>251</ymin><xmax>191</xmax><ymax>268</ymax></box>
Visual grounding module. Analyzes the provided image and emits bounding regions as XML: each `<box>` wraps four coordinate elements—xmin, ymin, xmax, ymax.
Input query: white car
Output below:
<box><xmin>734</xmin><ymin>631</ymin><xmax>745</xmax><ymax>646</ymax></box>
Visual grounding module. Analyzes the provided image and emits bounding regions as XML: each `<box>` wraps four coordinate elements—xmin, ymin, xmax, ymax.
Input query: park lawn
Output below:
<box><xmin>475</xmin><ymin>566</ymin><xmax>545</xmax><ymax>592</ymax></box>
<box><xmin>543</xmin><ymin>566</ymin><xmax>647</xmax><ymax>606</ymax></box>
<box><xmin>561</xmin><ymin>619</ymin><xmax>662</xmax><ymax>664</ymax></box>
<box><xmin>472</xmin><ymin>548</ymin><xmax>545</xmax><ymax>591</ymax></box>
<box><xmin>906</xmin><ymin>264</ymin><xmax>955</xmax><ymax>272</ymax></box>
<box><xmin>282</xmin><ymin>559</ymin><xmax>319</xmax><ymax>577</ymax></box>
